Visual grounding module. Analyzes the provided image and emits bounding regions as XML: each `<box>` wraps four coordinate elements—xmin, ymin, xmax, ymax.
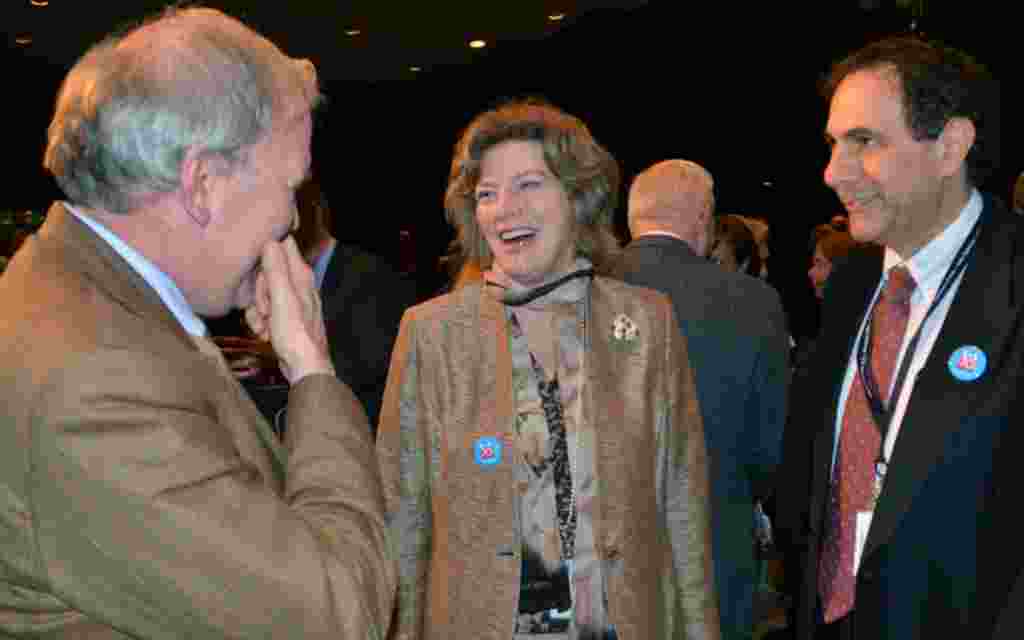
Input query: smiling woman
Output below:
<box><xmin>444</xmin><ymin>99</ymin><xmax>621</xmax><ymax>285</ymax></box>
<box><xmin>377</xmin><ymin>99</ymin><xmax>720</xmax><ymax>639</ymax></box>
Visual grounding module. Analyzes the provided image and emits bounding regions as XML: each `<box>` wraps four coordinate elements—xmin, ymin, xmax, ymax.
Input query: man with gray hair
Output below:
<box><xmin>0</xmin><ymin>7</ymin><xmax>394</xmax><ymax>638</ymax></box>
<box><xmin>616</xmin><ymin>159</ymin><xmax>790</xmax><ymax>640</ymax></box>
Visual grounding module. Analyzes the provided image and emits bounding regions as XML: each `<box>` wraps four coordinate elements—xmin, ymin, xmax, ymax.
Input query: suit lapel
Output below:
<box><xmin>41</xmin><ymin>204</ymin><xmax>192</xmax><ymax>347</ymax></box>
<box><xmin>864</xmin><ymin>198</ymin><xmax>1018</xmax><ymax>558</ymax></box>
<box><xmin>44</xmin><ymin>203</ymin><xmax>287</xmax><ymax>490</ymax></box>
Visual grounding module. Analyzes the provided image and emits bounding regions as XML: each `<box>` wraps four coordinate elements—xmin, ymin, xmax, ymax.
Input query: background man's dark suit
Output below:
<box><xmin>618</xmin><ymin>234</ymin><xmax>790</xmax><ymax>640</ymax></box>
<box><xmin>776</xmin><ymin>195</ymin><xmax>1024</xmax><ymax>639</ymax></box>
<box><xmin>320</xmin><ymin>243</ymin><xmax>418</xmax><ymax>432</ymax></box>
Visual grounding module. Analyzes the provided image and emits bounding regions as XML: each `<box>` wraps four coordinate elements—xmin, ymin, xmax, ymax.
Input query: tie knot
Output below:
<box><xmin>882</xmin><ymin>266</ymin><xmax>917</xmax><ymax>306</ymax></box>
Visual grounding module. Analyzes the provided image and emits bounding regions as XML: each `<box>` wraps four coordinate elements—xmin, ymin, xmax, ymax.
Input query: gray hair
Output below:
<box><xmin>628</xmin><ymin>159</ymin><xmax>715</xmax><ymax>229</ymax></box>
<box><xmin>44</xmin><ymin>7</ymin><xmax>319</xmax><ymax>213</ymax></box>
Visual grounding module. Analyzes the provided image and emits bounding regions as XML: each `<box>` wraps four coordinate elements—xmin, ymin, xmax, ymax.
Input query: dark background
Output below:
<box><xmin>4</xmin><ymin>1</ymin><xmax>1020</xmax><ymax>339</ymax></box>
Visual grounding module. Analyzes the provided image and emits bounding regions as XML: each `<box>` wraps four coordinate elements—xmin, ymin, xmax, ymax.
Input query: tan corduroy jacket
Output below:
<box><xmin>0</xmin><ymin>203</ymin><xmax>395</xmax><ymax>639</ymax></box>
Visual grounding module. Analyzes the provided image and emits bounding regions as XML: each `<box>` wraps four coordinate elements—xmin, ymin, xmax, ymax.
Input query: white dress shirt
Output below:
<box><xmin>66</xmin><ymin>203</ymin><xmax>208</xmax><ymax>337</ymax></box>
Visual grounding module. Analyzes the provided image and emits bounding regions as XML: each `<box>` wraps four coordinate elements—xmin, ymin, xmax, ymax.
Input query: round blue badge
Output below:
<box><xmin>474</xmin><ymin>436</ymin><xmax>502</xmax><ymax>466</ymax></box>
<box><xmin>948</xmin><ymin>345</ymin><xmax>987</xmax><ymax>382</ymax></box>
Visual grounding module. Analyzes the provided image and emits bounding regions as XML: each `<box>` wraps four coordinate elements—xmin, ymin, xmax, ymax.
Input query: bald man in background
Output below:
<box><xmin>615</xmin><ymin>160</ymin><xmax>790</xmax><ymax>640</ymax></box>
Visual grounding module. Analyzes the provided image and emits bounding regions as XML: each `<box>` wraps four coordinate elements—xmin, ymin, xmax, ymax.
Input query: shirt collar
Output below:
<box><xmin>883</xmin><ymin>188</ymin><xmax>983</xmax><ymax>296</ymax></box>
<box><xmin>312</xmin><ymin>238</ymin><xmax>337</xmax><ymax>291</ymax></box>
<box><xmin>636</xmin><ymin>230</ymin><xmax>687</xmax><ymax>243</ymax></box>
<box><xmin>66</xmin><ymin>203</ymin><xmax>208</xmax><ymax>337</ymax></box>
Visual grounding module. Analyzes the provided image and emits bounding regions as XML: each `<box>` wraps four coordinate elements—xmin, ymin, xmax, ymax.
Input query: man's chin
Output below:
<box><xmin>848</xmin><ymin>216</ymin><xmax>877</xmax><ymax>245</ymax></box>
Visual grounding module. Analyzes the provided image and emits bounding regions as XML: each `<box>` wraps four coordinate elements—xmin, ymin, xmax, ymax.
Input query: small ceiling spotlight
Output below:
<box><xmin>344</xmin><ymin>29</ymin><xmax>361</xmax><ymax>36</ymax></box>
<box><xmin>469</xmin><ymin>39</ymin><xmax>487</xmax><ymax>49</ymax></box>
<box><xmin>548</xmin><ymin>13</ymin><xmax>566</xmax><ymax>21</ymax></box>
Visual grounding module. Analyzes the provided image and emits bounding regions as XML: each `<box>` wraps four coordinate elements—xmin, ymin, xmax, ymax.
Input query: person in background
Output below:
<box><xmin>736</xmin><ymin>215</ymin><xmax>772</xmax><ymax>281</ymax></box>
<box><xmin>293</xmin><ymin>177</ymin><xmax>417</xmax><ymax>432</ymax></box>
<box><xmin>807</xmin><ymin>219</ymin><xmax>862</xmax><ymax>301</ymax></box>
<box><xmin>711</xmin><ymin>214</ymin><xmax>762</xmax><ymax>278</ymax></box>
<box><xmin>0</xmin><ymin>7</ymin><xmax>394</xmax><ymax>637</ymax></box>
<box><xmin>618</xmin><ymin>158</ymin><xmax>790</xmax><ymax>640</ymax></box>
<box><xmin>377</xmin><ymin>99</ymin><xmax>719</xmax><ymax>639</ymax></box>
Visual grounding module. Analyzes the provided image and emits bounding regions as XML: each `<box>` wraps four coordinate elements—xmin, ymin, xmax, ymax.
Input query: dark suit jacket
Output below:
<box><xmin>320</xmin><ymin>242</ymin><xmax>417</xmax><ymax>432</ymax></box>
<box><xmin>617</xmin><ymin>235</ymin><xmax>790</xmax><ymax>640</ymax></box>
<box><xmin>0</xmin><ymin>204</ymin><xmax>395</xmax><ymax>638</ymax></box>
<box><xmin>776</xmin><ymin>194</ymin><xmax>1024</xmax><ymax>639</ymax></box>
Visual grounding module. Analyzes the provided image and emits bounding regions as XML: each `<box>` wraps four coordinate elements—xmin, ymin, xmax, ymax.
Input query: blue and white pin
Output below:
<box><xmin>474</xmin><ymin>435</ymin><xmax>503</xmax><ymax>466</ymax></box>
<box><xmin>948</xmin><ymin>345</ymin><xmax>987</xmax><ymax>382</ymax></box>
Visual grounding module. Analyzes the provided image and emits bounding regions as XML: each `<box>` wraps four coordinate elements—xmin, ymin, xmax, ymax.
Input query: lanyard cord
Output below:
<box><xmin>857</xmin><ymin>213</ymin><xmax>983</xmax><ymax>470</ymax></box>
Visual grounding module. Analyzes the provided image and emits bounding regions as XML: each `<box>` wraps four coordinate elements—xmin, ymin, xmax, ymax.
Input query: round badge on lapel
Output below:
<box><xmin>474</xmin><ymin>435</ymin><xmax>502</xmax><ymax>466</ymax></box>
<box><xmin>948</xmin><ymin>345</ymin><xmax>986</xmax><ymax>382</ymax></box>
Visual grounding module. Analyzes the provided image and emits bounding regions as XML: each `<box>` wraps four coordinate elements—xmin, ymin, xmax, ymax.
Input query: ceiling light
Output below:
<box><xmin>469</xmin><ymin>39</ymin><xmax>486</xmax><ymax>49</ymax></box>
<box><xmin>409</xmin><ymin>66</ymin><xmax>422</xmax><ymax>72</ymax></box>
<box><xmin>344</xmin><ymin>29</ymin><xmax>361</xmax><ymax>37</ymax></box>
<box><xmin>30</xmin><ymin>0</ymin><xmax>50</xmax><ymax>6</ymax></box>
<box><xmin>15</xmin><ymin>35</ymin><xmax>33</xmax><ymax>45</ymax></box>
<box><xmin>548</xmin><ymin>13</ymin><xmax>566</xmax><ymax>21</ymax></box>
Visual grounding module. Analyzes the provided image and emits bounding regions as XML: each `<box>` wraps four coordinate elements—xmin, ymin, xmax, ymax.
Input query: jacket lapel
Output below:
<box><xmin>586</xmin><ymin>278</ymin><xmax>665</xmax><ymax>638</ymax></box>
<box><xmin>43</xmin><ymin>203</ymin><xmax>190</xmax><ymax>346</ymax></box>
<box><xmin>585</xmin><ymin>280</ymin><xmax>624</xmax><ymax>551</ymax></box>
<box><xmin>864</xmin><ymin>197</ymin><xmax>1019</xmax><ymax>558</ymax></box>
<box><xmin>44</xmin><ymin>203</ymin><xmax>286</xmax><ymax>490</ymax></box>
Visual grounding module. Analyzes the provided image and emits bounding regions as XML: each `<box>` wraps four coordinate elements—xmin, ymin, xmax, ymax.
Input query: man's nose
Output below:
<box><xmin>824</xmin><ymin>145</ymin><xmax>852</xmax><ymax>189</ymax></box>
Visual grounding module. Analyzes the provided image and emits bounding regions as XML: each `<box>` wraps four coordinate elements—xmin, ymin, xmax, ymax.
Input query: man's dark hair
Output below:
<box><xmin>823</xmin><ymin>36</ymin><xmax>1000</xmax><ymax>187</ymax></box>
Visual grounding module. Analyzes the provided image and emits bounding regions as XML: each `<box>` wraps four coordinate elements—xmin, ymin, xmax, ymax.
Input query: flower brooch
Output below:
<box><xmin>611</xmin><ymin>313</ymin><xmax>639</xmax><ymax>352</ymax></box>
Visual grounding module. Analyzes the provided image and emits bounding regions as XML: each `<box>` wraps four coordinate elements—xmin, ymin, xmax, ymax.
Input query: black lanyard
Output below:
<box><xmin>856</xmin><ymin>213</ymin><xmax>983</xmax><ymax>472</ymax></box>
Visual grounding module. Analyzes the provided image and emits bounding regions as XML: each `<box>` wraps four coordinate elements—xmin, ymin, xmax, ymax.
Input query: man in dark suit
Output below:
<box><xmin>775</xmin><ymin>36</ymin><xmax>1017</xmax><ymax>639</ymax></box>
<box><xmin>294</xmin><ymin>178</ymin><xmax>417</xmax><ymax>432</ymax></box>
<box><xmin>617</xmin><ymin>159</ymin><xmax>790</xmax><ymax>640</ymax></box>
<box><xmin>0</xmin><ymin>8</ymin><xmax>394</xmax><ymax>637</ymax></box>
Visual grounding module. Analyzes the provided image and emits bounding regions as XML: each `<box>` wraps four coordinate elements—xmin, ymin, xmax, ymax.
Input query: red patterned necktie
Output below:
<box><xmin>818</xmin><ymin>265</ymin><xmax>917</xmax><ymax>622</ymax></box>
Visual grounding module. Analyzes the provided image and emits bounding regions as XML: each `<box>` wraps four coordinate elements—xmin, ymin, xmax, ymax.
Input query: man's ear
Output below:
<box><xmin>935</xmin><ymin>117</ymin><xmax>976</xmax><ymax>178</ymax></box>
<box><xmin>179</xmin><ymin>146</ymin><xmax>227</xmax><ymax>228</ymax></box>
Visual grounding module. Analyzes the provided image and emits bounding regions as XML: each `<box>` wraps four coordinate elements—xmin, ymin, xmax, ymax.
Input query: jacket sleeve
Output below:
<box><xmin>376</xmin><ymin>309</ymin><xmax>433</xmax><ymax>640</ymax></box>
<box><xmin>660</xmin><ymin>301</ymin><xmax>722</xmax><ymax>640</ymax></box>
<box><xmin>30</xmin><ymin>348</ymin><xmax>395</xmax><ymax>640</ymax></box>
